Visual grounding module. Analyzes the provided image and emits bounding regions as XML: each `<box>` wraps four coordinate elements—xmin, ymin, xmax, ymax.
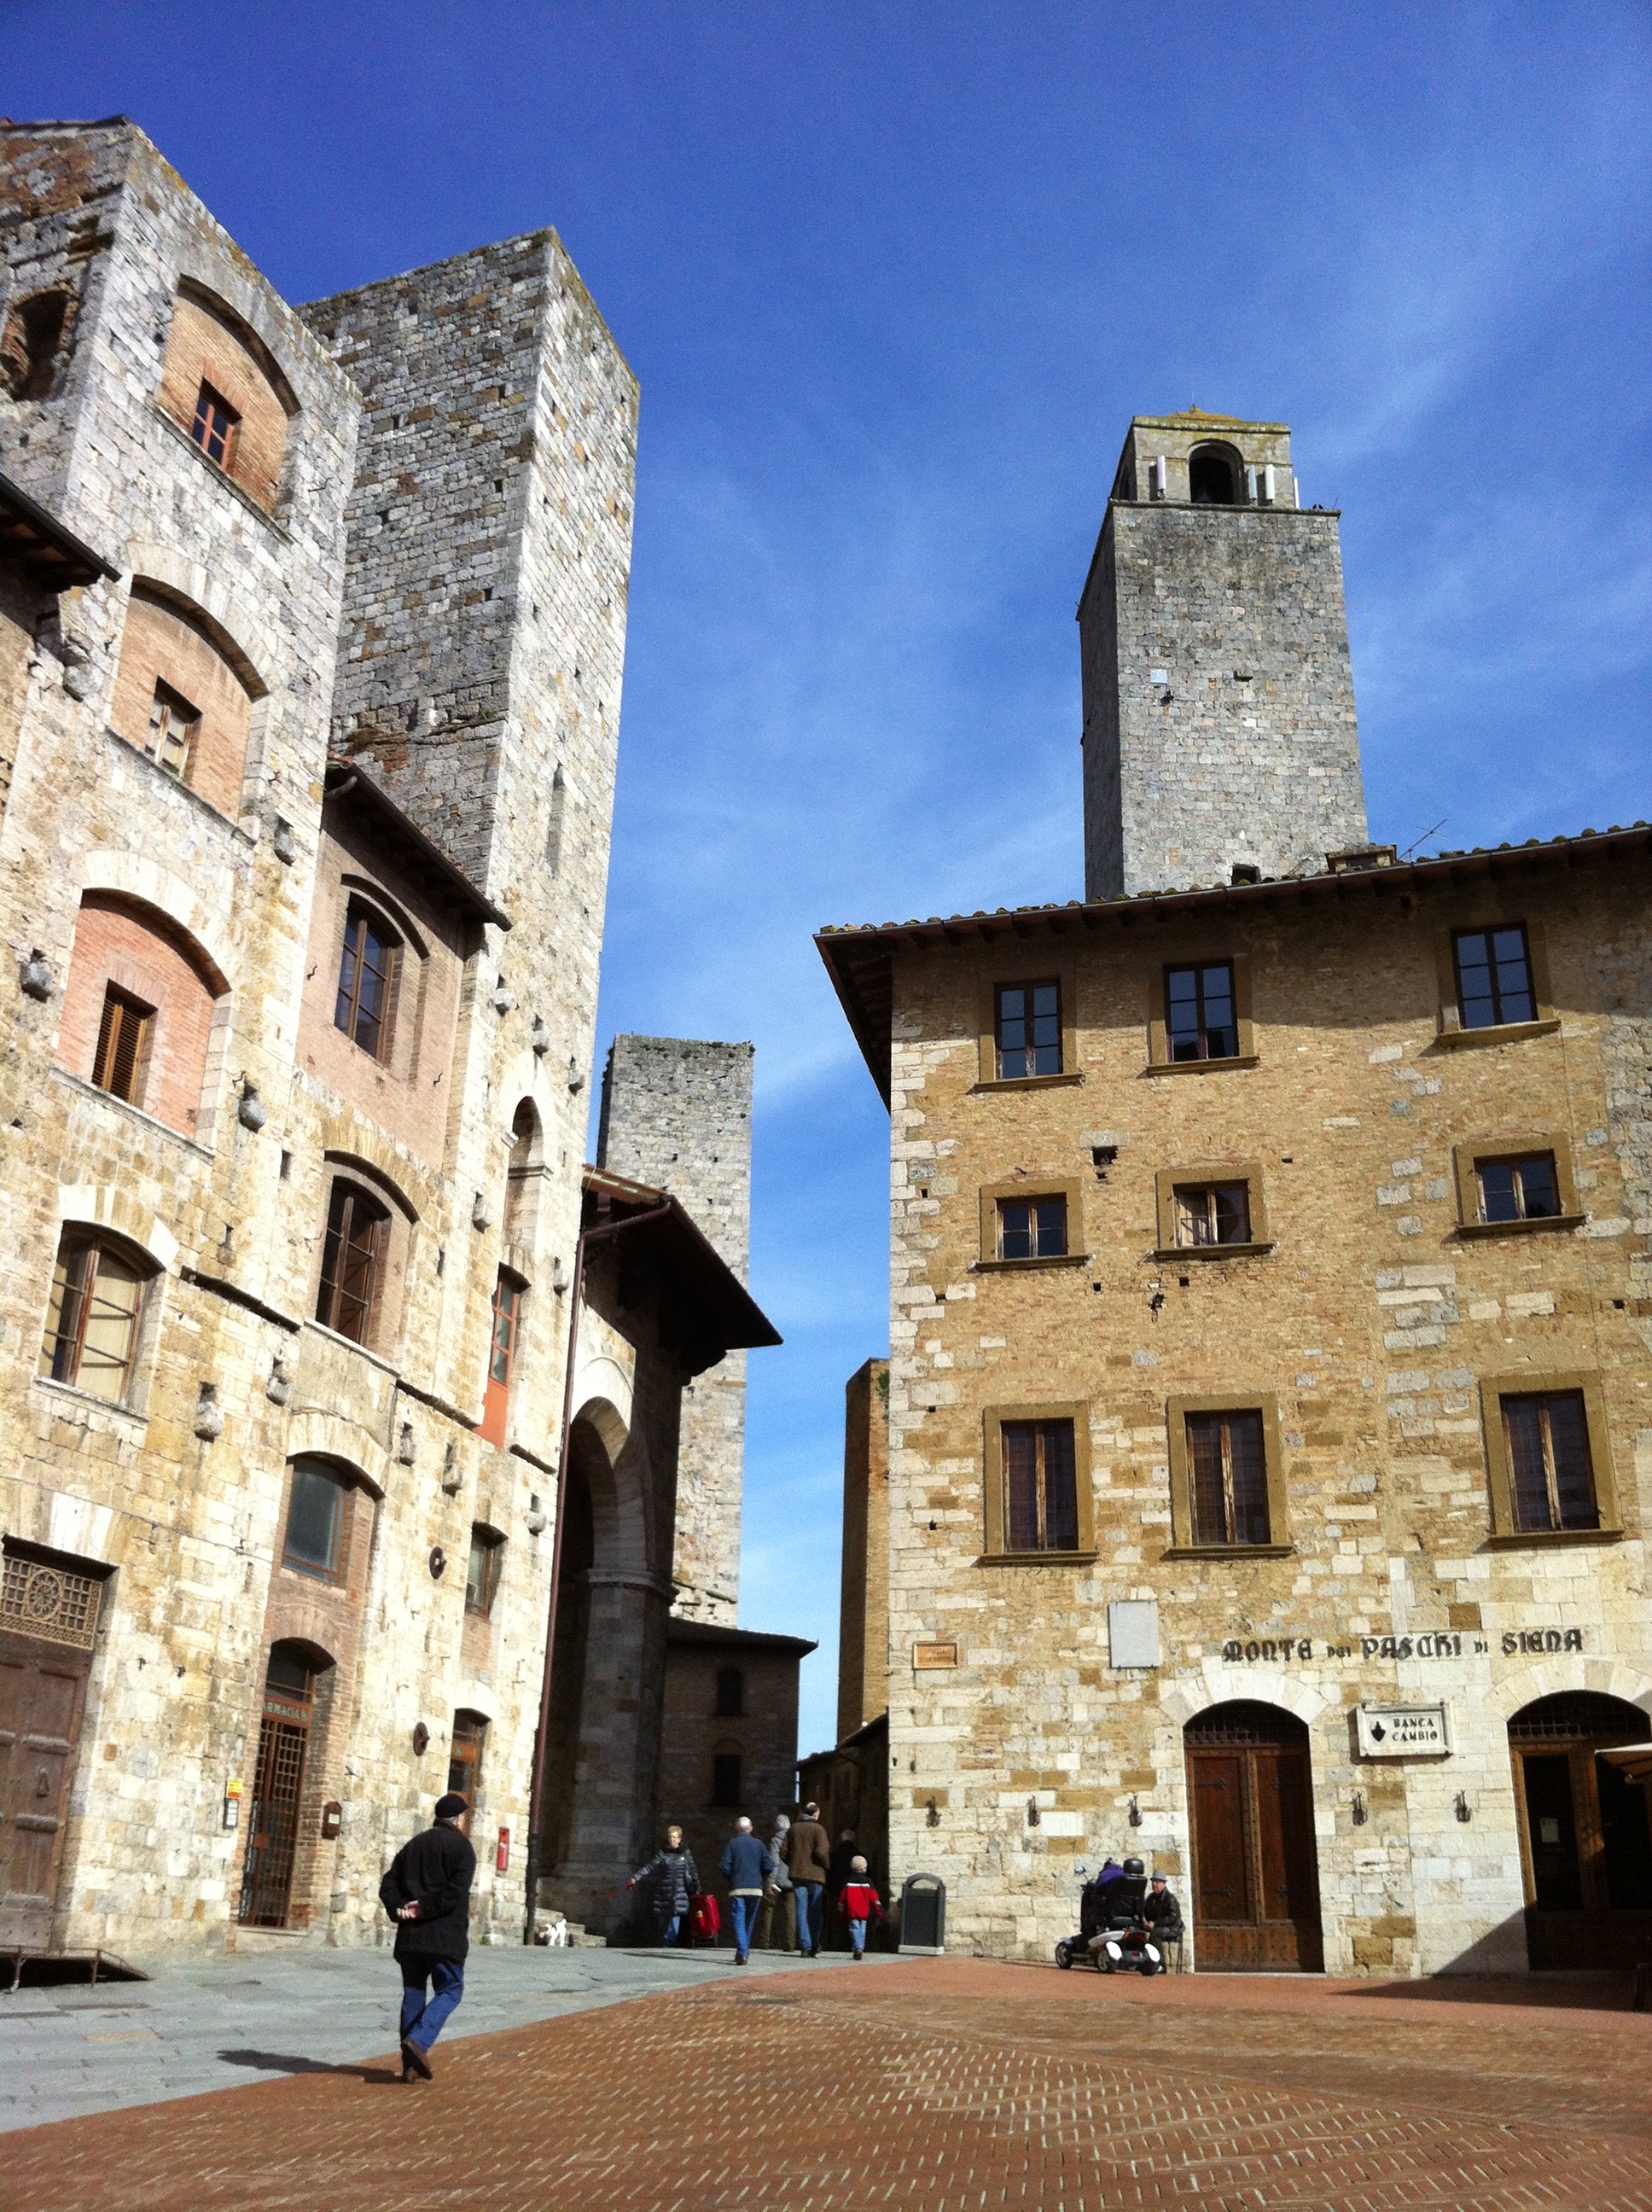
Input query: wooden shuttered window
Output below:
<box><xmin>92</xmin><ymin>985</ymin><xmax>154</xmax><ymax>1106</ymax></box>
<box><xmin>334</xmin><ymin>901</ymin><xmax>398</xmax><ymax>1062</ymax></box>
<box><xmin>1186</xmin><ymin>1410</ymin><xmax>1271</xmax><ymax>1546</ymax></box>
<box><xmin>1503</xmin><ymin>1392</ymin><xmax>1598</xmax><ymax>1534</ymax></box>
<box><xmin>38</xmin><ymin>1236</ymin><xmax>146</xmax><ymax>1403</ymax></box>
<box><xmin>1002</xmin><ymin>1418</ymin><xmax>1079</xmax><ymax>1552</ymax></box>
<box><xmin>315</xmin><ymin>1180</ymin><xmax>387</xmax><ymax>1346</ymax></box>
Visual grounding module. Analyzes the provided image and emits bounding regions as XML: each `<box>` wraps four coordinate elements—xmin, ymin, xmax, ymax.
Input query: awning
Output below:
<box><xmin>1597</xmin><ymin>1744</ymin><xmax>1652</xmax><ymax>1784</ymax></box>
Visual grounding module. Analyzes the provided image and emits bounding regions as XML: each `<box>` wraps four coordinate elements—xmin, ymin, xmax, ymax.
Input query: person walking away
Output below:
<box><xmin>379</xmin><ymin>1790</ymin><xmax>476</xmax><ymax>2081</ymax></box>
<box><xmin>782</xmin><ymin>1800</ymin><xmax>832</xmax><ymax>1958</ymax></box>
<box><xmin>628</xmin><ymin>1824</ymin><xmax>699</xmax><ymax>1946</ymax></box>
<box><xmin>718</xmin><ymin>1816</ymin><xmax>775</xmax><ymax>1964</ymax></box>
<box><xmin>839</xmin><ymin>1855</ymin><xmax>884</xmax><ymax>1960</ymax></box>
<box><xmin>756</xmin><ymin>1811</ymin><xmax>795</xmax><ymax>1953</ymax></box>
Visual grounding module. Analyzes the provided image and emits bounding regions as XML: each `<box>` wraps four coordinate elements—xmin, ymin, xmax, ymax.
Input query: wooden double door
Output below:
<box><xmin>1186</xmin><ymin>1703</ymin><xmax>1324</xmax><ymax>1971</ymax></box>
<box><xmin>0</xmin><ymin>1554</ymin><xmax>102</xmax><ymax>1953</ymax></box>
<box><xmin>1510</xmin><ymin>1693</ymin><xmax>1652</xmax><ymax>1970</ymax></box>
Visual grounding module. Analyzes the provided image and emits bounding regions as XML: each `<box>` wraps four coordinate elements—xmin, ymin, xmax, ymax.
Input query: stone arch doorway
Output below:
<box><xmin>240</xmin><ymin>1639</ymin><xmax>335</xmax><ymax>1930</ymax></box>
<box><xmin>1184</xmin><ymin>1701</ymin><xmax>1323</xmax><ymax>1970</ymax></box>
<box><xmin>1509</xmin><ymin>1691</ymin><xmax>1652</xmax><ymax>1969</ymax></box>
<box><xmin>541</xmin><ymin>1403</ymin><xmax>660</xmax><ymax>1924</ymax></box>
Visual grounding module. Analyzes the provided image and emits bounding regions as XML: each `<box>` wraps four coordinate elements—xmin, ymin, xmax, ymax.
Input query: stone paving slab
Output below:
<box><xmin>0</xmin><ymin>1941</ymin><xmax>862</xmax><ymax>2133</ymax></box>
<box><xmin>5</xmin><ymin>1960</ymin><xmax>1651</xmax><ymax>2210</ymax></box>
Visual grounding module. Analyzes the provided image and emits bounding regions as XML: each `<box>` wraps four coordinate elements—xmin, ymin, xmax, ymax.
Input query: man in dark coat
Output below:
<box><xmin>782</xmin><ymin>1801</ymin><xmax>832</xmax><ymax>1958</ymax></box>
<box><xmin>379</xmin><ymin>1790</ymin><xmax>476</xmax><ymax>2080</ymax></box>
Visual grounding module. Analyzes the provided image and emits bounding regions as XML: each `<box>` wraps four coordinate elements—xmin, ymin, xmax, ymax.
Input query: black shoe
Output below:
<box><xmin>401</xmin><ymin>2038</ymin><xmax>433</xmax><ymax>2081</ymax></box>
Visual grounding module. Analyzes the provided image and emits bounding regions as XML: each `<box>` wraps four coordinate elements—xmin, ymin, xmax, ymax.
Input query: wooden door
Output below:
<box><xmin>1510</xmin><ymin>1694</ymin><xmax>1652</xmax><ymax>1970</ymax></box>
<box><xmin>1185</xmin><ymin>1703</ymin><xmax>1323</xmax><ymax>1971</ymax></box>
<box><xmin>0</xmin><ymin>1552</ymin><xmax>102</xmax><ymax>1954</ymax></box>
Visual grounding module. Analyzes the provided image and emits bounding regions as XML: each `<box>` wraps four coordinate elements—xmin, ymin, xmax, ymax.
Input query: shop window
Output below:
<box><xmin>143</xmin><ymin>679</ymin><xmax>200</xmax><ymax>783</ymax></box>
<box><xmin>91</xmin><ymin>984</ymin><xmax>154</xmax><ymax>1107</ymax></box>
<box><xmin>282</xmin><ymin>1459</ymin><xmax>350</xmax><ymax>1582</ymax></box>
<box><xmin>1002</xmin><ymin>1418</ymin><xmax>1079</xmax><ymax>1553</ymax></box>
<box><xmin>464</xmin><ymin>1527</ymin><xmax>504</xmax><ymax>1620</ymax></box>
<box><xmin>315</xmin><ymin>1179</ymin><xmax>389</xmax><ymax>1345</ymax></box>
<box><xmin>334</xmin><ymin>899</ymin><xmax>399</xmax><ymax>1062</ymax></box>
<box><xmin>995</xmin><ymin>981</ymin><xmax>1061</xmax><ymax>1079</ymax></box>
<box><xmin>711</xmin><ymin>1747</ymin><xmax>742</xmax><ymax>1807</ymax></box>
<box><xmin>998</xmin><ymin>1195</ymin><xmax>1067</xmax><ymax>1261</ymax></box>
<box><xmin>1166</xmin><ymin>963</ymin><xmax>1237</xmax><ymax>1062</ymax></box>
<box><xmin>480</xmin><ymin>1272</ymin><xmax>523</xmax><ymax>1446</ymax></box>
<box><xmin>1175</xmin><ymin>1182</ymin><xmax>1250</xmax><ymax>1247</ymax></box>
<box><xmin>1166</xmin><ymin>1396</ymin><xmax>1288</xmax><ymax>1555</ymax></box>
<box><xmin>38</xmin><ymin>1231</ymin><xmax>149</xmax><ymax>1405</ymax></box>
<box><xmin>1453</xmin><ymin>926</ymin><xmax>1534</xmax><ymax>1029</ymax></box>
<box><xmin>715</xmin><ymin>1666</ymin><xmax>745</xmax><ymax>1718</ymax></box>
<box><xmin>447</xmin><ymin>1711</ymin><xmax>487</xmax><ymax>1822</ymax></box>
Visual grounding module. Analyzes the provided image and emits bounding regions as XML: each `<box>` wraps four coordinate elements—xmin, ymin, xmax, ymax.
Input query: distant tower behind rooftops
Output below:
<box><xmin>1078</xmin><ymin>410</ymin><xmax>1370</xmax><ymax>899</ymax></box>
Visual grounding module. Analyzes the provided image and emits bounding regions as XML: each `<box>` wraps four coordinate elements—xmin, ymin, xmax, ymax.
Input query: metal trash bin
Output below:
<box><xmin>898</xmin><ymin>1873</ymin><xmax>946</xmax><ymax>1954</ymax></box>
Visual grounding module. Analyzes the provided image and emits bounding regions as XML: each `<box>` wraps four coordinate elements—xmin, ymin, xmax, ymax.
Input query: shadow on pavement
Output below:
<box><xmin>217</xmin><ymin>2049</ymin><xmax>401</xmax><ymax>2083</ymax></box>
<box><xmin>1341</xmin><ymin>1972</ymin><xmax>1637</xmax><ymax>2012</ymax></box>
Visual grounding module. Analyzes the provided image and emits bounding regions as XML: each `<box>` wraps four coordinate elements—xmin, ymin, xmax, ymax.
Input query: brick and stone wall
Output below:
<box><xmin>836</xmin><ymin>1357</ymin><xmax>889</xmax><ymax>1743</ymax></box>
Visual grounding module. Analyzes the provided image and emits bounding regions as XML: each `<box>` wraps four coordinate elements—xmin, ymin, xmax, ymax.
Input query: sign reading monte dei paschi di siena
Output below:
<box><xmin>818</xmin><ymin>414</ymin><xmax>1652</xmax><ymax>1976</ymax></box>
<box><xmin>0</xmin><ymin>118</ymin><xmax>798</xmax><ymax>1966</ymax></box>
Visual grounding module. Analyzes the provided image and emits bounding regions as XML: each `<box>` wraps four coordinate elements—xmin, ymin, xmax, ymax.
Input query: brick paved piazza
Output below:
<box><xmin>9</xmin><ymin>1959</ymin><xmax>1652</xmax><ymax>2212</ymax></box>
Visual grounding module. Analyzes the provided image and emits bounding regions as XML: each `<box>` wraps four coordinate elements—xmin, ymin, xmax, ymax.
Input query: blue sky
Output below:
<box><xmin>18</xmin><ymin>4</ymin><xmax>1651</xmax><ymax>1758</ymax></box>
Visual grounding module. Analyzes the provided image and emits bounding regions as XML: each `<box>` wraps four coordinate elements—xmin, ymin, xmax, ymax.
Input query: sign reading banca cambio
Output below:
<box><xmin>1356</xmin><ymin>1703</ymin><xmax>1451</xmax><ymax>1759</ymax></box>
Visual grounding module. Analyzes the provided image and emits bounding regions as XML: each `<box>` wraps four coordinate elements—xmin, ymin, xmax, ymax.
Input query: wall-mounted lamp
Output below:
<box><xmin>1352</xmin><ymin>1789</ymin><xmax>1368</xmax><ymax>1827</ymax></box>
<box><xmin>1027</xmin><ymin>1796</ymin><xmax>1040</xmax><ymax>1828</ymax></box>
<box><xmin>1454</xmin><ymin>1791</ymin><xmax>1472</xmax><ymax>1825</ymax></box>
<box><xmin>1127</xmin><ymin>1796</ymin><xmax>1143</xmax><ymax>1829</ymax></box>
<box><xmin>925</xmin><ymin>1796</ymin><xmax>941</xmax><ymax>1829</ymax></box>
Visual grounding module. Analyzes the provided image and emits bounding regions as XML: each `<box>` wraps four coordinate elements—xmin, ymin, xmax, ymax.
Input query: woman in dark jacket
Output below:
<box><xmin>629</xmin><ymin>1824</ymin><xmax>700</xmax><ymax>1945</ymax></box>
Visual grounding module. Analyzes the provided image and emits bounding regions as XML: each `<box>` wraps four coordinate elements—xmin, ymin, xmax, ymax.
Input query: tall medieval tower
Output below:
<box><xmin>1078</xmin><ymin>410</ymin><xmax>1369</xmax><ymax>899</ymax></box>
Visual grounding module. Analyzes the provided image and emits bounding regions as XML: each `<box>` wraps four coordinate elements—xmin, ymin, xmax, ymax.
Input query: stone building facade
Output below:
<box><xmin>818</xmin><ymin>408</ymin><xmax>1652</xmax><ymax>1976</ymax></box>
<box><xmin>0</xmin><ymin>118</ymin><xmax>776</xmax><ymax>1965</ymax></box>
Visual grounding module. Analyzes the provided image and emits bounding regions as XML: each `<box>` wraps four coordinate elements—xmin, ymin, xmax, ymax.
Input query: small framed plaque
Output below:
<box><xmin>914</xmin><ymin>1639</ymin><xmax>959</xmax><ymax>1671</ymax></box>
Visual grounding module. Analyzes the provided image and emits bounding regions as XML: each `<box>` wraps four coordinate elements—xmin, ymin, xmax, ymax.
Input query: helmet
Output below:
<box><xmin>1122</xmin><ymin>1856</ymin><xmax>1145</xmax><ymax>1877</ymax></box>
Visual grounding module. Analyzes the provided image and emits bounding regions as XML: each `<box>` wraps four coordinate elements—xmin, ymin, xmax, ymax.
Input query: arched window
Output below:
<box><xmin>715</xmin><ymin>1666</ymin><xmax>745</xmax><ymax>1718</ymax></box>
<box><xmin>334</xmin><ymin>899</ymin><xmax>400</xmax><ymax>1062</ymax></box>
<box><xmin>503</xmin><ymin>1098</ymin><xmax>544</xmax><ymax>1252</ymax></box>
<box><xmin>38</xmin><ymin>1229</ymin><xmax>154</xmax><ymax>1405</ymax></box>
<box><xmin>315</xmin><ymin>1178</ymin><xmax>390</xmax><ymax>1344</ymax></box>
<box><xmin>110</xmin><ymin>585</ymin><xmax>259</xmax><ymax>818</ymax></box>
<box><xmin>282</xmin><ymin>1458</ymin><xmax>355</xmax><ymax>1582</ymax></box>
<box><xmin>1189</xmin><ymin>446</ymin><xmax>1239</xmax><ymax>505</ymax></box>
<box><xmin>158</xmin><ymin>284</ymin><xmax>294</xmax><ymax>514</ymax></box>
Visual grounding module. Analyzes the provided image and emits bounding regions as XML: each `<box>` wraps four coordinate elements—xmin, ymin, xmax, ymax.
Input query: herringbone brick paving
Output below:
<box><xmin>7</xmin><ymin>1959</ymin><xmax>1652</xmax><ymax>2211</ymax></box>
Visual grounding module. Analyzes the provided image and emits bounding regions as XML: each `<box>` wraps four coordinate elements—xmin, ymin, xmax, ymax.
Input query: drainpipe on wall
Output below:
<box><xmin>521</xmin><ymin>1197</ymin><xmax>672</xmax><ymax>1945</ymax></box>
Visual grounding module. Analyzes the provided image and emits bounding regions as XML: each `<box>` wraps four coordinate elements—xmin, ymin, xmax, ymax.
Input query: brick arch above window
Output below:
<box><xmin>158</xmin><ymin>281</ymin><xmax>297</xmax><ymax>515</ymax></box>
<box><xmin>121</xmin><ymin>546</ymin><xmax>276</xmax><ymax>699</ymax></box>
<box><xmin>58</xmin><ymin>893</ymin><xmax>227</xmax><ymax>1139</ymax></box>
<box><xmin>110</xmin><ymin>586</ymin><xmax>258</xmax><ymax>818</ymax></box>
<box><xmin>281</xmin><ymin>1411</ymin><xmax>391</xmax><ymax>1502</ymax></box>
<box><xmin>78</xmin><ymin>851</ymin><xmax>231</xmax><ymax>992</ymax></box>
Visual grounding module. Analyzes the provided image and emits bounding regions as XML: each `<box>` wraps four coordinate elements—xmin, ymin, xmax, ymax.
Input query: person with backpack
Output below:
<box><xmin>627</xmin><ymin>1824</ymin><xmax>700</xmax><ymax>1946</ymax></box>
<box><xmin>717</xmin><ymin>1815</ymin><xmax>776</xmax><ymax>1964</ymax></box>
<box><xmin>378</xmin><ymin>1790</ymin><xmax>476</xmax><ymax>2081</ymax></box>
<box><xmin>781</xmin><ymin>1800</ymin><xmax>832</xmax><ymax>1958</ymax></box>
<box><xmin>838</xmin><ymin>1854</ymin><xmax>884</xmax><ymax>1960</ymax></box>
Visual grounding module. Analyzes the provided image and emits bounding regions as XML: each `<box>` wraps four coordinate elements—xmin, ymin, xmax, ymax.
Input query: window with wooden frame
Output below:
<box><xmin>447</xmin><ymin>1711</ymin><xmax>487</xmax><ymax>1822</ymax></box>
<box><xmin>480</xmin><ymin>1270</ymin><xmax>523</xmax><ymax>1446</ymax></box>
<box><xmin>1166</xmin><ymin>963</ymin><xmax>1237</xmax><ymax>1062</ymax></box>
<box><xmin>995</xmin><ymin>981</ymin><xmax>1062</xmax><ymax>1079</ymax></box>
<box><xmin>38</xmin><ymin>1232</ymin><xmax>148</xmax><ymax>1405</ymax></box>
<box><xmin>1452</xmin><ymin>1136</ymin><xmax>1581</xmax><ymax>1237</ymax></box>
<box><xmin>143</xmin><ymin>679</ymin><xmax>200</xmax><ymax>783</ymax></box>
<box><xmin>715</xmin><ymin>1666</ymin><xmax>745</xmax><ymax>1718</ymax></box>
<box><xmin>982</xmin><ymin>1403</ymin><xmax>1095</xmax><ymax>1560</ymax></box>
<box><xmin>282</xmin><ymin>1458</ymin><xmax>350</xmax><ymax>1581</ymax></box>
<box><xmin>711</xmin><ymin>1746</ymin><xmax>742</xmax><ymax>1807</ymax></box>
<box><xmin>333</xmin><ymin>899</ymin><xmax>399</xmax><ymax>1062</ymax></box>
<box><xmin>91</xmin><ymin>984</ymin><xmax>154</xmax><ymax>1107</ymax></box>
<box><xmin>1166</xmin><ymin>1395</ymin><xmax>1289</xmax><ymax>1556</ymax></box>
<box><xmin>1153</xmin><ymin>1164</ymin><xmax>1271</xmax><ymax>1258</ymax></box>
<box><xmin>464</xmin><ymin>1526</ymin><xmax>504</xmax><ymax>1619</ymax></box>
<box><xmin>315</xmin><ymin>1179</ymin><xmax>389</xmax><ymax>1345</ymax></box>
<box><xmin>977</xmin><ymin>1176</ymin><xmax>1085</xmax><ymax>1269</ymax></box>
<box><xmin>190</xmin><ymin>379</ymin><xmax>241</xmax><ymax>469</ymax></box>
<box><xmin>998</xmin><ymin>1194</ymin><xmax>1067</xmax><ymax>1260</ymax></box>
<box><xmin>1480</xmin><ymin>1374</ymin><xmax>1620</xmax><ymax>1542</ymax></box>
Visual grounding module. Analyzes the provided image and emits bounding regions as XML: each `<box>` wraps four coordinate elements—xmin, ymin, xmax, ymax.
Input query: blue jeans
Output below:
<box><xmin>794</xmin><ymin>1882</ymin><xmax>823</xmax><ymax>1953</ymax></box>
<box><xmin>730</xmin><ymin>1894</ymin><xmax>760</xmax><ymax>1959</ymax></box>
<box><xmin>849</xmin><ymin>1916</ymin><xmax>868</xmax><ymax>1956</ymax></box>
<box><xmin>399</xmin><ymin>1957</ymin><xmax>464</xmax><ymax>2052</ymax></box>
<box><xmin>662</xmin><ymin>1912</ymin><xmax>682</xmax><ymax>1946</ymax></box>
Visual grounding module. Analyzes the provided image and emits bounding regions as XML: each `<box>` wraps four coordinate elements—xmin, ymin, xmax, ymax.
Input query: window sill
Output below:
<box><xmin>1455</xmin><ymin>1214</ymin><xmax>1585</xmax><ymax>1240</ymax></box>
<box><xmin>975</xmin><ymin>1550</ymin><xmax>1099</xmax><ymax>1569</ymax></box>
<box><xmin>1432</xmin><ymin>1017</ymin><xmax>1562</xmax><ymax>1051</ymax></box>
<box><xmin>1152</xmin><ymin>1241</ymin><xmax>1276</xmax><ymax>1263</ymax></box>
<box><xmin>972</xmin><ymin>1253</ymin><xmax>1092</xmax><ymax>1273</ymax></box>
<box><xmin>31</xmin><ymin>1376</ymin><xmax>147</xmax><ymax>1429</ymax></box>
<box><xmin>300</xmin><ymin>1316</ymin><xmax>402</xmax><ymax>1378</ymax></box>
<box><xmin>1142</xmin><ymin>1055</ymin><xmax>1260</xmax><ymax>1078</ymax></box>
<box><xmin>51</xmin><ymin>1062</ymin><xmax>215</xmax><ymax>1158</ymax></box>
<box><xmin>1160</xmin><ymin>1544</ymin><xmax>1294</xmax><ymax>1561</ymax></box>
<box><xmin>152</xmin><ymin>404</ymin><xmax>290</xmax><ymax>538</ymax></box>
<box><xmin>1484</xmin><ymin>1528</ymin><xmax>1622</xmax><ymax>1550</ymax></box>
<box><xmin>969</xmin><ymin>1072</ymin><xmax>1085</xmax><ymax>1095</ymax></box>
<box><xmin>104</xmin><ymin>725</ymin><xmax>256</xmax><ymax>845</ymax></box>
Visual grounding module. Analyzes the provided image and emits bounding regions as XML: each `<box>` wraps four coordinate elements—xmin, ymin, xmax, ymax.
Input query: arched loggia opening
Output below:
<box><xmin>1509</xmin><ymin>1692</ymin><xmax>1652</xmax><ymax>1969</ymax></box>
<box><xmin>1184</xmin><ymin>1701</ymin><xmax>1323</xmax><ymax>1970</ymax></box>
<box><xmin>1189</xmin><ymin>444</ymin><xmax>1241</xmax><ymax>505</ymax></box>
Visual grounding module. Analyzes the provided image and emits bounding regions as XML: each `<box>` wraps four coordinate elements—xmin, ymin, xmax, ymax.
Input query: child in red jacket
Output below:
<box><xmin>839</xmin><ymin>1855</ymin><xmax>884</xmax><ymax>1959</ymax></box>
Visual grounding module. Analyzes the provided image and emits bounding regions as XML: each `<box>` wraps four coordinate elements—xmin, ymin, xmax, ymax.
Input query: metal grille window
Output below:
<box><xmin>315</xmin><ymin>1179</ymin><xmax>387</xmax><ymax>1345</ymax></box>
<box><xmin>1477</xmin><ymin>1154</ymin><xmax>1560</xmax><ymax>1225</ymax></box>
<box><xmin>464</xmin><ymin>1527</ymin><xmax>503</xmax><ymax>1619</ymax></box>
<box><xmin>1174</xmin><ymin>1183</ymin><xmax>1251</xmax><ymax>1246</ymax></box>
<box><xmin>92</xmin><ymin>984</ymin><xmax>154</xmax><ymax>1106</ymax></box>
<box><xmin>1186</xmin><ymin>1411</ymin><xmax>1271</xmax><ymax>1546</ymax></box>
<box><xmin>144</xmin><ymin>679</ymin><xmax>199</xmax><ymax>782</ymax></box>
<box><xmin>283</xmin><ymin>1459</ymin><xmax>347</xmax><ymax>1580</ymax></box>
<box><xmin>1002</xmin><ymin>1418</ymin><xmax>1079</xmax><ymax>1552</ymax></box>
<box><xmin>38</xmin><ymin>1234</ymin><xmax>146</xmax><ymax>1403</ymax></box>
<box><xmin>241</xmin><ymin>1650</ymin><xmax>313</xmax><ymax>1930</ymax></box>
<box><xmin>1454</xmin><ymin>927</ymin><xmax>1535</xmax><ymax>1029</ymax></box>
<box><xmin>1166</xmin><ymin>963</ymin><xmax>1237</xmax><ymax>1062</ymax></box>
<box><xmin>191</xmin><ymin>380</ymin><xmax>240</xmax><ymax>468</ymax></box>
<box><xmin>334</xmin><ymin>901</ymin><xmax>398</xmax><ymax>1061</ymax></box>
<box><xmin>1504</xmin><ymin>1392</ymin><xmax>1597</xmax><ymax>1534</ymax></box>
<box><xmin>0</xmin><ymin>1553</ymin><xmax>102</xmax><ymax>1650</ymax></box>
<box><xmin>998</xmin><ymin>1196</ymin><xmax>1067</xmax><ymax>1260</ymax></box>
<box><xmin>995</xmin><ymin>981</ymin><xmax>1061</xmax><ymax>1079</ymax></box>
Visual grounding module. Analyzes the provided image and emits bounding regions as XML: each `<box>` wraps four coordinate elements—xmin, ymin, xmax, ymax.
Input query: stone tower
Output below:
<box><xmin>1078</xmin><ymin>410</ymin><xmax>1368</xmax><ymax>899</ymax></box>
<box><xmin>596</xmin><ymin>1035</ymin><xmax>754</xmax><ymax>1621</ymax></box>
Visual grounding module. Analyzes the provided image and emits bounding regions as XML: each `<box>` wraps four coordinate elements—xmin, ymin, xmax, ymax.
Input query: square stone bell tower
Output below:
<box><xmin>1078</xmin><ymin>410</ymin><xmax>1369</xmax><ymax>899</ymax></box>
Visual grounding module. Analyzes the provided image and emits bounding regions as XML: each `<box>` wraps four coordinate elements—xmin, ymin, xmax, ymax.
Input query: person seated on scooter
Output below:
<box><xmin>1079</xmin><ymin>1857</ymin><xmax>1125</xmax><ymax>1946</ymax></box>
<box><xmin>1142</xmin><ymin>1871</ymin><xmax>1183</xmax><ymax>1941</ymax></box>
